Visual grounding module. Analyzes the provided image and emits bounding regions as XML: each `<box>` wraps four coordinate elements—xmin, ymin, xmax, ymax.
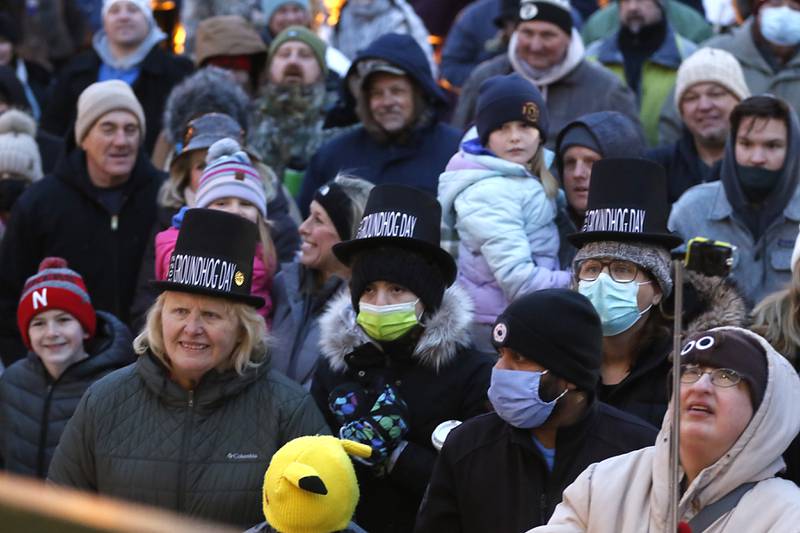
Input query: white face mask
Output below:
<box><xmin>760</xmin><ymin>5</ymin><xmax>800</xmax><ymax>47</ymax></box>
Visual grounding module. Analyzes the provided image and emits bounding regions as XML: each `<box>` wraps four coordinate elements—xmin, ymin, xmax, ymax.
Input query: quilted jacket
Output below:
<box><xmin>47</xmin><ymin>351</ymin><xmax>329</xmax><ymax>528</ymax></box>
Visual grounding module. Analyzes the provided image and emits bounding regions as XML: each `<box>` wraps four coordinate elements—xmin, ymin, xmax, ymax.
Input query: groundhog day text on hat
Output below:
<box><xmin>356</xmin><ymin>210</ymin><xmax>419</xmax><ymax>240</ymax></box>
<box><xmin>582</xmin><ymin>208</ymin><xmax>647</xmax><ymax>234</ymax></box>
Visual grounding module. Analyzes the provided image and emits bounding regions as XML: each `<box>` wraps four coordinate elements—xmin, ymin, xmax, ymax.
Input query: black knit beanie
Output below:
<box><xmin>679</xmin><ymin>329</ymin><xmax>768</xmax><ymax>411</ymax></box>
<box><xmin>491</xmin><ymin>289</ymin><xmax>602</xmax><ymax>392</ymax></box>
<box><xmin>349</xmin><ymin>247</ymin><xmax>447</xmax><ymax>313</ymax></box>
<box><xmin>476</xmin><ymin>73</ymin><xmax>549</xmax><ymax>146</ymax></box>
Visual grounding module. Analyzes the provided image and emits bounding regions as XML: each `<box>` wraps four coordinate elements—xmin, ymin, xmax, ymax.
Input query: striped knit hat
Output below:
<box><xmin>195</xmin><ymin>138</ymin><xmax>267</xmax><ymax>219</ymax></box>
<box><xmin>17</xmin><ymin>257</ymin><xmax>96</xmax><ymax>349</ymax></box>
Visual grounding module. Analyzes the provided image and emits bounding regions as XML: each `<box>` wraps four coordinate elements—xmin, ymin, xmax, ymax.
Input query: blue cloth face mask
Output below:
<box><xmin>759</xmin><ymin>5</ymin><xmax>800</xmax><ymax>46</ymax></box>
<box><xmin>488</xmin><ymin>368</ymin><xmax>567</xmax><ymax>429</ymax></box>
<box><xmin>578</xmin><ymin>272</ymin><xmax>652</xmax><ymax>337</ymax></box>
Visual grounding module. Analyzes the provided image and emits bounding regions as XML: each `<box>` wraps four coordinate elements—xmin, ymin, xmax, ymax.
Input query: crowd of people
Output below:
<box><xmin>1</xmin><ymin>0</ymin><xmax>800</xmax><ymax>531</ymax></box>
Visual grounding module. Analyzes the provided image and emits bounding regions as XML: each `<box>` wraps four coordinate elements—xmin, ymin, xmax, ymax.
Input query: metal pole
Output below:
<box><xmin>669</xmin><ymin>259</ymin><xmax>684</xmax><ymax>532</ymax></box>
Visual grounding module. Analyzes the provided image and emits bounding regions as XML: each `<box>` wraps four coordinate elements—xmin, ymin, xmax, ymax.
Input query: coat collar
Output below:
<box><xmin>594</xmin><ymin>23</ymin><xmax>688</xmax><ymax>69</ymax></box>
<box><xmin>319</xmin><ymin>284</ymin><xmax>475</xmax><ymax>373</ymax></box>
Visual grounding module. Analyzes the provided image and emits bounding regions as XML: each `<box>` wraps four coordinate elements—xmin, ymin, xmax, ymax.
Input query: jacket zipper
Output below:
<box><xmin>36</xmin><ymin>384</ymin><xmax>55</xmax><ymax>477</ymax></box>
<box><xmin>176</xmin><ymin>390</ymin><xmax>194</xmax><ymax>513</ymax></box>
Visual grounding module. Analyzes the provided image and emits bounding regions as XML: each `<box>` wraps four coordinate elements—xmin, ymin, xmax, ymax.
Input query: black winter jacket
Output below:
<box><xmin>0</xmin><ymin>311</ymin><xmax>134</xmax><ymax>478</ymax></box>
<box><xmin>40</xmin><ymin>47</ymin><xmax>193</xmax><ymax>154</ymax></box>
<box><xmin>48</xmin><ymin>352</ymin><xmax>329</xmax><ymax>527</ymax></box>
<box><xmin>311</xmin><ymin>286</ymin><xmax>494</xmax><ymax>533</ymax></box>
<box><xmin>414</xmin><ymin>403</ymin><xmax>657</xmax><ymax>533</ymax></box>
<box><xmin>0</xmin><ymin>148</ymin><xmax>163</xmax><ymax>364</ymax></box>
<box><xmin>645</xmin><ymin>128</ymin><xmax>722</xmax><ymax>203</ymax></box>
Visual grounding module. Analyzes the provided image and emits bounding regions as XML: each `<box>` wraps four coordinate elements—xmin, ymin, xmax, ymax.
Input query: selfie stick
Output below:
<box><xmin>669</xmin><ymin>257</ymin><xmax>684</xmax><ymax>533</ymax></box>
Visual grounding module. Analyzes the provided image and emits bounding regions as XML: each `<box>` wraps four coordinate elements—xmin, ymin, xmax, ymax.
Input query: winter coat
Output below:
<box><xmin>438</xmin><ymin>140</ymin><xmax>570</xmax><ymax>324</ymax></box>
<box><xmin>452</xmin><ymin>35</ymin><xmax>640</xmax><ymax>149</ymax></box>
<box><xmin>0</xmin><ymin>148</ymin><xmax>163</xmax><ymax>365</ymax></box>
<box><xmin>40</xmin><ymin>46</ymin><xmax>194</xmax><ymax>154</ymax></box>
<box><xmin>645</xmin><ymin>128</ymin><xmax>722</xmax><ymax>204</ymax></box>
<box><xmin>531</xmin><ymin>329</ymin><xmax>800</xmax><ymax>533</ymax></box>
<box><xmin>311</xmin><ymin>286</ymin><xmax>494</xmax><ymax>533</ymax></box>
<box><xmin>414</xmin><ymin>402</ymin><xmax>658</xmax><ymax>533</ymax></box>
<box><xmin>270</xmin><ymin>262</ymin><xmax>347</xmax><ymax>389</ymax></box>
<box><xmin>47</xmin><ymin>351</ymin><xmax>329</xmax><ymax>527</ymax></box>
<box><xmin>0</xmin><ymin>311</ymin><xmax>134</xmax><ymax>478</ymax></box>
<box><xmin>439</xmin><ymin>0</ymin><xmax>506</xmax><ymax>89</ymax></box>
<box><xmin>581</xmin><ymin>0</ymin><xmax>712</xmax><ymax>46</ymax></box>
<box><xmin>298</xmin><ymin>33</ymin><xmax>460</xmax><ymax>217</ymax></box>
<box><xmin>586</xmin><ymin>25</ymin><xmax>695</xmax><ymax>146</ymax></box>
<box><xmin>154</xmin><ymin>225</ymin><xmax>274</xmax><ymax>322</ymax></box>
<box><xmin>668</xmin><ymin>108</ymin><xmax>800</xmax><ymax>307</ymax></box>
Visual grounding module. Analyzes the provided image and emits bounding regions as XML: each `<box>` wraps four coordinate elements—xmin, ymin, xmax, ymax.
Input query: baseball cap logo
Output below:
<box><xmin>681</xmin><ymin>335</ymin><xmax>715</xmax><ymax>355</ymax></box>
<box><xmin>520</xmin><ymin>2</ymin><xmax>538</xmax><ymax>20</ymax></box>
<box><xmin>522</xmin><ymin>102</ymin><xmax>539</xmax><ymax>123</ymax></box>
<box><xmin>493</xmin><ymin>322</ymin><xmax>508</xmax><ymax>343</ymax></box>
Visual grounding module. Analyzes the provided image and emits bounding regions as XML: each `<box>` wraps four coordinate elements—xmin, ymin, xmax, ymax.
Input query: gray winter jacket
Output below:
<box><xmin>270</xmin><ymin>262</ymin><xmax>347</xmax><ymax>389</ymax></box>
<box><xmin>47</xmin><ymin>352</ymin><xmax>328</xmax><ymax>528</ymax></box>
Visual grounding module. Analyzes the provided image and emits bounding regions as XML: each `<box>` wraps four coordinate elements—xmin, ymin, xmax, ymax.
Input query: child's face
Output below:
<box><xmin>28</xmin><ymin>310</ymin><xmax>89</xmax><ymax>370</ymax></box>
<box><xmin>208</xmin><ymin>197</ymin><xmax>260</xmax><ymax>224</ymax></box>
<box><xmin>487</xmin><ymin>121</ymin><xmax>541</xmax><ymax>166</ymax></box>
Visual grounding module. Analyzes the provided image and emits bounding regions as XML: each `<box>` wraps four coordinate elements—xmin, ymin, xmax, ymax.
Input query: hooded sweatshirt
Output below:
<box><xmin>531</xmin><ymin>327</ymin><xmax>800</xmax><ymax>533</ymax></box>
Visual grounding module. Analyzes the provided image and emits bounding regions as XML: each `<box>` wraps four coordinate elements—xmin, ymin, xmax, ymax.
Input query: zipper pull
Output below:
<box><xmin>110</xmin><ymin>214</ymin><xmax>119</xmax><ymax>231</ymax></box>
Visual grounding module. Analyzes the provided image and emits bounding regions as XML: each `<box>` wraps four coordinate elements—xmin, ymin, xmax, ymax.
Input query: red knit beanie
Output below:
<box><xmin>17</xmin><ymin>257</ymin><xmax>97</xmax><ymax>349</ymax></box>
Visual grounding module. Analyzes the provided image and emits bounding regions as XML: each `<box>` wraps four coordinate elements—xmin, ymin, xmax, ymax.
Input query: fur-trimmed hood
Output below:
<box><xmin>679</xmin><ymin>271</ymin><xmax>749</xmax><ymax>338</ymax></box>
<box><xmin>318</xmin><ymin>284</ymin><xmax>475</xmax><ymax>373</ymax></box>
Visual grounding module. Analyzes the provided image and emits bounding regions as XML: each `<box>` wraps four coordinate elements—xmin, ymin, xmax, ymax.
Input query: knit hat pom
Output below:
<box><xmin>0</xmin><ymin>109</ymin><xmax>36</xmax><ymax>137</ymax></box>
<box><xmin>39</xmin><ymin>257</ymin><xmax>69</xmax><ymax>271</ymax></box>
<box><xmin>206</xmin><ymin>138</ymin><xmax>250</xmax><ymax>165</ymax></box>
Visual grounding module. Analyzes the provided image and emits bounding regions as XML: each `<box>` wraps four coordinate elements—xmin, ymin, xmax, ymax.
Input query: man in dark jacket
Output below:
<box><xmin>0</xmin><ymin>80</ymin><xmax>163</xmax><ymax>365</ymax></box>
<box><xmin>40</xmin><ymin>0</ymin><xmax>193</xmax><ymax>154</ymax></box>
<box><xmin>647</xmin><ymin>48</ymin><xmax>749</xmax><ymax>203</ymax></box>
<box><xmin>414</xmin><ymin>289</ymin><xmax>657</xmax><ymax>533</ymax></box>
<box><xmin>297</xmin><ymin>33</ymin><xmax>461</xmax><ymax>217</ymax></box>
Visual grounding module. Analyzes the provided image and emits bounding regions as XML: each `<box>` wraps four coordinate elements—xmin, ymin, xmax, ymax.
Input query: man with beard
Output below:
<box><xmin>586</xmin><ymin>0</ymin><xmax>696</xmax><ymax>146</ymax></box>
<box><xmin>248</xmin><ymin>26</ymin><xmax>335</xmax><ymax>198</ymax></box>
<box><xmin>297</xmin><ymin>33</ymin><xmax>461</xmax><ymax>216</ymax></box>
<box><xmin>647</xmin><ymin>48</ymin><xmax>749</xmax><ymax>203</ymax></box>
<box><xmin>0</xmin><ymin>81</ymin><xmax>162</xmax><ymax>364</ymax></box>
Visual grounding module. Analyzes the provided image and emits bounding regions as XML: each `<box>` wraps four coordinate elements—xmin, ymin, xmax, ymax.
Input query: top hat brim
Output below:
<box><xmin>333</xmin><ymin>236</ymin><xmax>457</xmax><ymax>286</ymax></box>
<box><xmin>150</xmin><ymin>279</ymin><xmax>266</xmax><ymax>308</ymax></box>
<box><xmin>567</xmin><ymin>229</ymin><xmax>684</xmax><ymax>250</ymax></box>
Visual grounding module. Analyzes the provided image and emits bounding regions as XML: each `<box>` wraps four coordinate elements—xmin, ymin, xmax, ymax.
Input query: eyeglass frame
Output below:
<box><xmin>576</xmin><ymin>258</ymin><xmax>645</xmax><ymax>283</ymax></box>
<box><xmin>679</xmin><ymin>364</ymin><xmax>743</xmax><ymax>388</ymax></box>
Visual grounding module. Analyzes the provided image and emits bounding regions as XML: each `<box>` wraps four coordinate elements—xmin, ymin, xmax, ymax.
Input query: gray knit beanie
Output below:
<box><xmin>573</xmin><ymin>240</ymin><xmax>673</xmax><ymax>296</ymax></box>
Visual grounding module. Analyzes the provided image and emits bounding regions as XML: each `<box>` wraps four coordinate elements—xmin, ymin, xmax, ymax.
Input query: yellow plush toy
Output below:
<box><xmin>263</xmin><ymin>435</ymin><xmax>372</xmax><ymax>533</ymax></box>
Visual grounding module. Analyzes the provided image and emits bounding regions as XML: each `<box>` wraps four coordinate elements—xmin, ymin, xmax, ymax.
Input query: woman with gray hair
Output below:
<box><xmin>48</xmin><ymin>208</ymin><xmax>327</xmax><ymax>528</ymax></box>
<box><xmin>270</xmin><ymin>175</ymin><xmax>374</xmax><ymax>388</ymax></box>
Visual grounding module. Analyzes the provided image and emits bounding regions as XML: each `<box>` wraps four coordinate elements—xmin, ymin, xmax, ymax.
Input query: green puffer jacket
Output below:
<box><xmin>47</xmin><ymin>352</ymin><xmax>329</xmax><ymax>528</ymax></box>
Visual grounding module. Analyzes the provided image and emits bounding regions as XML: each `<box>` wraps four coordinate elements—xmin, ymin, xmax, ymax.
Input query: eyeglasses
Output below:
<box><xmin>679</xmin><ymin>365</ymin><xmax>742</xmax><ymax>388</ymax></box>
<box><xmin>577</xmin><ymin>259</ymin><xmax>641</xmax><ymax>283</ymax></box>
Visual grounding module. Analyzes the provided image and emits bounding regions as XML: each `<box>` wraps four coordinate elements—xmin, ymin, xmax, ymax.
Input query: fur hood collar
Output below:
<box><xmin>319</xmin><ymin>284</ymin><xmax>475</xmax><ymax>373</ymax></box>
<box><xmin>679</xmin><ymin>272</ymin><xmax>749</xmax><ymax>337</ymax></box>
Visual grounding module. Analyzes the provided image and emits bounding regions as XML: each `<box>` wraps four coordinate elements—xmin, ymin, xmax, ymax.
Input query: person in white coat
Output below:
<box><xmin>531</xmin><ymin>326</ymin><xmax>800</xmax><ymax>533</ymax></box>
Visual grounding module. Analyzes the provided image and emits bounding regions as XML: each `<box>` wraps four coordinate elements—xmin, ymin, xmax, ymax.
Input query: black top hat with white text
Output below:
<box><xmin>567</xmin><ymin>158</ymin><xmax>683</xmax><ymax>249</ymax></box>
<box><xmin>333</xmin><ymin>184</ymin><xmax>457</xmax><ymax>285</ymax></box>
<box><xmin>151</xmin><ymin>208</ymin><xmax>265</xmax><ymax>307</ymax></box>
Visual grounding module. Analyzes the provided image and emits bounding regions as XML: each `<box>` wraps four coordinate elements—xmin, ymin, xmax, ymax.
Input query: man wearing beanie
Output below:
<box><xmin>40</xmin><ymin>0</ymin><xmax>193</xmax><ymax>154</ymax></box>
<box><xmin>249</xmin><ymin>25</ymin><xmax>339</xmax><ymax>194</ymax></box>
<box><xmin>0</xmin><ymin>80</ymin><xmax>163</xmax><ymax>365</ymax></box>
<box><xmin>670</xmin><ymin>95</ymin><xmax>800</xmax><ymax>306</ymax></box>
<box><xmin>452</xmin><ymin>0</ymin><xmax>640</xmax><ymax>147</ymax></box>
<box><xmin>415</xmin><ymin>289</ymin><xmax>656</xmax><ymax>533</ymax></box>
<box><xmin>648</xmin><ymin>48</ymin><xmax>749</xmax><ymax>203</ymax></box>
<box><xmin>585</xmin><ymin>0</ymin><xmax>696</xmax><ymax>146</ymax></box>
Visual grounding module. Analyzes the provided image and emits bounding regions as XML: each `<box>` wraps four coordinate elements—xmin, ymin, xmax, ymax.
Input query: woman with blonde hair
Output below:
<box><xmin>48</xmin><ymin>209</ymin><xmax>328</xmax><ymax>528</ymax></box>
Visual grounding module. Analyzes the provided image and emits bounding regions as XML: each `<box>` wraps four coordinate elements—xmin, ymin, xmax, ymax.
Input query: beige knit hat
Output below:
<box><xmin>74</xmin><ymin>80</ymin><xmax>146</xmax><ymax>144</ymax></box>
<box><xmin>0</xmin><ymin>109</ymin><xmax>42</xmax><ymax>182</ymax></box>
<box><xmin>674</xmin><ymin>48</ymin><xmax>750</xmax><ymax>109</ymax></box>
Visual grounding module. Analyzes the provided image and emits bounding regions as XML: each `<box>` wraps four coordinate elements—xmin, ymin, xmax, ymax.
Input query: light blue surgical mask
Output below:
<box><xmin>759</xmin><ymin>5</ymin><xmax>800</xmax><ymax>47</ymax></box>
<box><xmin>488</xmin><ymin>368</ymin><xmax>567</xmax><ymax>429</ymax></box>
<box><xmin>578</xmin><ymin>272</ymin><xmax>652</xmax><ymax>337</ymax></box>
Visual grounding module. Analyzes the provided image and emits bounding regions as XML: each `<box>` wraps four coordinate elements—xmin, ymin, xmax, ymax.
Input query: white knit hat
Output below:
<box><xmin>102</xmin><ymin>0</ymin><xmax>154</xmax><ymax>22</ymax></box>
<box><xmin>0</xmin><ymin>110</ymin><xmax>42</xmax><ymax>182</ymax></box>
<box><xmin>674</xmin><ymin>48</ymin><xmax>750</xmax><ymax>109</ymax></box>
<box><xmin>792</xmin><ymin>225</ymin><xmax>800</xmax><ymax>274</ymax></box>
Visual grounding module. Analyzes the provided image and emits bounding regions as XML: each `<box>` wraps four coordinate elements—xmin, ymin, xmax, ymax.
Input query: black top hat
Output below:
<box><xmin>567</xmin><ymin>158</ymin><xmax>683</xmax><ymax>249</ymax></box>
<box><xmin>333</xmin><ymin>184</ymin><xmax>457</xmax><ymax>285</ymax></box>
<box><xmin>151</xmin><ymin>208</ymin><xmax>265</xmax><ymax>307</ymax></box>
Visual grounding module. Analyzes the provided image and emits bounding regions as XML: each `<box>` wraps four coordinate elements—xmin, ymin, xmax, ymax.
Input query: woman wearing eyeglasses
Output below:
<box><xmin>531</xmin><ymin>327</ymin><xmax>800</xmax><ymax>533</ymax></box>
<box><xmin>567</xmin><ymin>158</ymin><xmax>746</xmax><ymax>427</ymax></box>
